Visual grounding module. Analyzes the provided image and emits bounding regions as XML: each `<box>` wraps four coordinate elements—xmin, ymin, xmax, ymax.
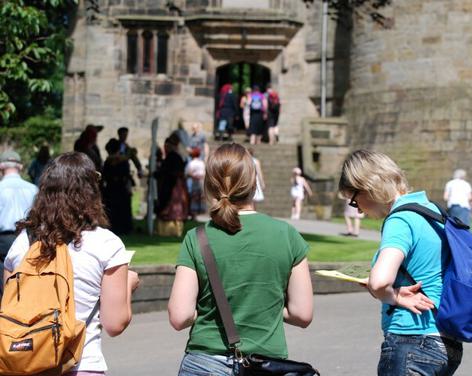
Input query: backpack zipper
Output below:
<box><xmin>27</xmin><ymin>323</ymin><xmax>59</xmax><ymax>335</ymax></box>
<box><xmin>0</xmin><ymin>310</ymin><xmax>56</xmax><ymax>327</ymax></box>
<box><xmin>0</xmin><ymin>309</ymin><xmax>61</xmax><ymax>349</ymax></box>
<box><xmin>16</xmin><ymin>273</ymin><xmax>20</xmax><ymax>301</ymax></box>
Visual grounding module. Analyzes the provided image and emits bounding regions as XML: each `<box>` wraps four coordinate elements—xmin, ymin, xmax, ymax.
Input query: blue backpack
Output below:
<box><xmin>250</xmin><ymin>93</ymin><xmax>263</xmax><ymax>111</ymax></box>
<box><xmin>384</xmin><ymin>202</ymin><xmax>472</xmax><ymax>342</ymax></box>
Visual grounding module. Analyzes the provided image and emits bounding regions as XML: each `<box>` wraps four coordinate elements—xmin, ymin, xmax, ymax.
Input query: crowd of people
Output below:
<box><xmin>0</xmin><ymin>121</ymin><xmax>469</xmax><ymax>375</ymax></box>
<box><xmin>215</xmin><ymin>83</ymin><xmax>281</xmax><ymax>145</ymax></box>
<box><xmin>73</xmin><ymin>125</ymin><xmax>142</xmax><ymax>235</ymax></box>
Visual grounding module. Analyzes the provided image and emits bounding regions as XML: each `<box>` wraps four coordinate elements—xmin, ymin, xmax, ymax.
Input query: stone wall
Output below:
<box><xmin>345</xmin><ymin>0</ymin><xmax>472</xmax><ymax>200</ymax></box>
<box><xmin>131</xmin><ymin>262</ymin><xmax>366</xmax><ymax>313</ymax></box>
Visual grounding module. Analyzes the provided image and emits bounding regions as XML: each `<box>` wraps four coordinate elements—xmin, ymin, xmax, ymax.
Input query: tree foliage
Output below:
<box><xmin>0</xmin><ymin>0</ymin><xmax>77</xmax><ymax>125</ymax></box>
<box><xmin>304</xmin><ymin>0</ymin><xmax>392</xmax><ymax>29</ymax></box>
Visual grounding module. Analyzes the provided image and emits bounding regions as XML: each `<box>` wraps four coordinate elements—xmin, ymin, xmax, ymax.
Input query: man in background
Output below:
<box><xmin>444</xmin><ymin>168</ymin><xmax>472</xmax><ymax>226</ymax></box>
<box><xmin>117</xmin><ymin>127</ymin><xmax>143</xmax><ymax>179</ymax></box>
<box><xmin>0</xmin><ymin>150</ymin><xmax>38</xmax><ymax>295</ymax></box>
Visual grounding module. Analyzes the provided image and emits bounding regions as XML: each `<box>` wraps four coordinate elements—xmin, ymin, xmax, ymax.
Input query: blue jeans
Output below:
<box><xmin>448</xmin><ymin>205</ymin><xmax>470</xmax><ymax>226</ymax></box>
<box><xmin>378</xmin><ymin>333</ymin><xmax>463</xmax><ymax>376</ymax></box>
<box><xmin>178</xmin><ymin>352</ymin><xmax>234</xmax><ymax>376</ymax></box>
<box><xmin>218</xmin><ymin>119</ymin><xmax>228</xmax><ymax>133</ymax></box>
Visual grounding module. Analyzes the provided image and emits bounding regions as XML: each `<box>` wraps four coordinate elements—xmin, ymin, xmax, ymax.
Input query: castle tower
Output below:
<box><xmin>345</xmin><ymin>0</ymin><xmax>472</xmax><ymax>198</ymax></box>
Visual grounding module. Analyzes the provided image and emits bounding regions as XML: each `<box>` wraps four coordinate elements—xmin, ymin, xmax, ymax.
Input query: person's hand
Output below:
<box><xmin>394</xmin><ymin>282</ymin><xmax>435</xmax><ymax>314</ymax></box>
<box><xmin>128</xmin><ymin>270</ymin><xmax>140</xmax><ymax>293</ymax></box>
<box><xmin>358</xmin><ymin>277</ymin><xmax>369</xmax><ymax>287</ymax></box>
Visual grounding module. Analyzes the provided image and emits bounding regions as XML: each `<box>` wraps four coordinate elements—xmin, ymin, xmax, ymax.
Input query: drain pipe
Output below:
<box><xmin>320</xmin><ymin>0</ymin><xmax>328</xmax><ymax>118</ymax></box>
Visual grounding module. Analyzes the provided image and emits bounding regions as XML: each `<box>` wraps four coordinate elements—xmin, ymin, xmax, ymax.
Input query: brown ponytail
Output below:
<box><xmin>204</xmin><ymin>143</ymin><xmax>256</xmax><ymax>233</ymax></box>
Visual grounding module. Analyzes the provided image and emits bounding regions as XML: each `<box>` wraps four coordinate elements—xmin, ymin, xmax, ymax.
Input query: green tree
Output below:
<box><xmin>0</xmin><ymin>0</ymin><xmax>77</xmax><ymax>125</ymax></box>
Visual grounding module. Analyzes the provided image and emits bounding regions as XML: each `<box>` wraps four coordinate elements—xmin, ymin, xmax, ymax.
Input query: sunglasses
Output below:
<box><xmin>348</xmin><ymin>190</ymin><xmax>359</xmax><ymax>208</ymax></box>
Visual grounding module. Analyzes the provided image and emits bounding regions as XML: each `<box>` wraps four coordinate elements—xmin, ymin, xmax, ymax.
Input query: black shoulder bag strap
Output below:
<box><xmin>26</xmin><ymin>230</ymin><xmax>100</xmax><ymax>327</ymax></box>
<box><xmin>382</xmin><ymin>202</ymin><xmax>446</xmax><ymax>315</ymax></box>
<box><xmin>86</xmin><ymin>299</ymin><xmax>100</xmax><ymax>327</ymax></box>
<box><xmin>196</xmin><ymin>226</ymin><xmax>241</xmax><ymax>347</ymax></box>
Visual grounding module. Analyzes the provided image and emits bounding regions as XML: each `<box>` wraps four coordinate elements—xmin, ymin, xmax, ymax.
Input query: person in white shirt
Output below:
<box><xmin>443</xmin><ymin>168</ymin><xmax>472</xmax><ymax>226</ymax></box>
<box><xmin>3</xmin><ymin>152</ymin><xmax>140</xmax><ymax>376</ymax></box>
<box><xmin>186</xmin><ymin>147</ymin><xmax>206</xmax><ymax>218</ymax></box>
<box><xmin>0</xmin><ymin>150</ymin><xmax>38</xmax><ymax>296</ymax></box>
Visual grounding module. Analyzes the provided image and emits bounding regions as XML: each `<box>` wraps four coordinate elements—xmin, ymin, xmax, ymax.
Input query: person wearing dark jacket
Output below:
<box><xmin>215</xmin><ymin>84</ymin><xmax>238</xmax><ymax>141</ymax></box>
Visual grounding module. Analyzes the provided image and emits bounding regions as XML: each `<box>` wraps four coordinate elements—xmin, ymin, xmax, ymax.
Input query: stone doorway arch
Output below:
<box><xmin>215</xmin><ymin>62</ymin><xmax>271</xmax><ymax>132</ymax></box>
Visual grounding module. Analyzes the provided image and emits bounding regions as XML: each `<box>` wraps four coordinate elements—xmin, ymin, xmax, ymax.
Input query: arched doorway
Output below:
<box><xmin>215</xmin><ymin>62</ymin><xmax>271</xmax><ymax>132</ymax></box>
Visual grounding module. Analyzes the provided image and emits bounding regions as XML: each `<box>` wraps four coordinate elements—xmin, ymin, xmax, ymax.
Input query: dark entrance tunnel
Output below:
<box><xmin>215</xmin><ymin>62</ymin><xmax>271</xmax><ymax>132</ymax></box>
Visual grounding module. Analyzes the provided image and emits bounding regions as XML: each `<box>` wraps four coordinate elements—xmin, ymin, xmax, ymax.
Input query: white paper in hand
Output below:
<box><xmin>315</xmin><ymin>270</ymin><xmax>368</xmax><ymax>285</ymax></box>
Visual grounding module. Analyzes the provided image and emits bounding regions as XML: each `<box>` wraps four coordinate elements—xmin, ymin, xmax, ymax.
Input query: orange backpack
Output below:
<box><xmin>0</xmin><ymin>241</ymin><xmax>89</xmax><ymax>375</ymax></box>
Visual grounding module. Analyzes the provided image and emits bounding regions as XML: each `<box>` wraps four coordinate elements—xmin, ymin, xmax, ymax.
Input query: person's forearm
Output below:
<box><xmin>283</xmin><ymin>307</ymin><xmax>299</xmax><ymax>326</ymax></box>
<box><xmin>126</xmin><ymin>282</ymin><xmax>134</xmax><ymax>322</ymax></box>
<box><xmin>283</xmin><ymin>307</ymin><xmax>311</xmax><ymax>328</ymax></box>
<box><xmin>368</xmin><ymin>283</ymin><xmax>397</xmax><ymax>305</ymax></box>
<box><xmin>174</xmin><ymin>311</ymin><xmax>197</xmax><ymax>330</ymax></box>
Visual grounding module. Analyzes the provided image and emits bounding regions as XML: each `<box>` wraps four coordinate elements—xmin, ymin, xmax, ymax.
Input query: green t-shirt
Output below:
<box><xmin>176</xmin><ymin>212</ymin><xmax>309</xmax><ymax>358</ymax></box>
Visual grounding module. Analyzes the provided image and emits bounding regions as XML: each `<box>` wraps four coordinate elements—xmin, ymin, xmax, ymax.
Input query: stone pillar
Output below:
<box><xmin>61</xmin><ymin>2</ymin><xmax>88</xmax><ymax>152</ymax></box>
<box><xmin>301</xmin><ymin>117</ymin><xmax>349</xmax><ymax>219</ymax></box>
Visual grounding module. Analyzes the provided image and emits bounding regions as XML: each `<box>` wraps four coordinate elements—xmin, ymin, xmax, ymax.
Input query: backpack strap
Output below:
<box><xmin>382</xmin><ymin>202</ymin><xmax>446</xmax><ymax>315</ymax></box>
<box><xmin>85</xmin><ymin>299</ymin><xmax>100</xmax><ymax>327</ymax></box>
<box><xmin>382</xmin><ymin>202</ymin><xmax>446</xmax><ymax>232</ymax></box>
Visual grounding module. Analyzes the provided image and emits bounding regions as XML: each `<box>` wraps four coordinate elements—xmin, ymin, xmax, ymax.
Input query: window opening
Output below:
<box><xmin>157</xmin><ymin>33</ymin><xmax>168</xmax><ymax>74</ymax></box>
<box><xmin>127</xmin><ymin>32</ymin><xmax>138</xmax><ymax>74</ymax></box>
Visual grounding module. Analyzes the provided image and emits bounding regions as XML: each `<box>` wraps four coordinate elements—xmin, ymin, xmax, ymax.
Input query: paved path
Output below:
<box><xmin>197</xmin><ymin>215</ymin><xmax>381</xmax><ymax>242</ymax></box>
<box><xmin>103</xmin><ymin>292</ymin><xmax>471</xmax><ymax>376</ymax></box>
<box><xmin>280</xmin><ymin>217</ymin><xmax>381</xmax><ymax>242</ymax></box>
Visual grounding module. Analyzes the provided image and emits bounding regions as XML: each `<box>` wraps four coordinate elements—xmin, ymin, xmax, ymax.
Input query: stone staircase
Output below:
<box><xmin>208</xmin><ymin>135</ymin><xmax>298</xmax><ymax>218</ymax></box>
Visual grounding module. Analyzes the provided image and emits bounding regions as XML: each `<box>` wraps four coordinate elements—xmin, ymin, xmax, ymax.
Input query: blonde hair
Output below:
<box><xmin>338</xmin><ymin>149</ymin><xmax>409</xmax><ymax>205</ymax></box>
<box><xmin>204</xmin><ymin>143</ymin><xmax>256</xmax><ymax>233</ymax></box>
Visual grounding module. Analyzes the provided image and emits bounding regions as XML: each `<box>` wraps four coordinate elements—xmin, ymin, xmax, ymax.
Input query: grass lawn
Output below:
<box><xmin>123</xmin><ymin>220</ymin><xmax>379</xmax><ymax>265</ymax></box>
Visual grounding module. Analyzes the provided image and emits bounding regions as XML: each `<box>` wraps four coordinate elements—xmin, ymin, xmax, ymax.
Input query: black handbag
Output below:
<box><xmin>196</xmin><ymin>226</ymin><xmax>320</xmax><ymax>376</ymax></box>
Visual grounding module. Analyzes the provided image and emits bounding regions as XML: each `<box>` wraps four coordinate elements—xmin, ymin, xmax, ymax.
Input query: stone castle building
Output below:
<box><xmin>62</xmin><ymin>0</ymin><xmax>472</xmax><ymax>217</ymax></box>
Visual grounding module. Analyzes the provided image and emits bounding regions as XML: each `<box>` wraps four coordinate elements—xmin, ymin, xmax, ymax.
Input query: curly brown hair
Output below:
<box><xmin>16</xmin><ymin>152</ymin><xmax>109</xmax><ymax>263</ymax></box>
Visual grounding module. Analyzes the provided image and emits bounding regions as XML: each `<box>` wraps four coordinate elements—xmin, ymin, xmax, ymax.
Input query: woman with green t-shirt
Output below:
<box><xmin>168</xmin><ymin>143</ymin><xmax>313</xmax><ymax>376</ymax></box>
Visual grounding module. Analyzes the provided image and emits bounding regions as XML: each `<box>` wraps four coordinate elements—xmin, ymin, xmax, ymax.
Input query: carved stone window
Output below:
<box><xmin>126</xmin><ymin>29</ymin><xmax>168</xmax><ymax>75</ymax></box>
<box><xmin>126</xmin><ymin>32</ymin><xmax>138</xmax><ymax>74</ymax></box>
<box><xmin>142</xmin><ymin>31</ymin><xmax>154</xmax><ymax>74</ymax></box>
<box><xmin>157</xmin><ymin>32</ymin><xmax>169</xmax><ymax>74</ymax></box>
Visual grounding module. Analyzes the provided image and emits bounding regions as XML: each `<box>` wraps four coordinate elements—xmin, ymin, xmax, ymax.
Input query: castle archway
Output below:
<box><xmin>215</xmin><ymin>62</ymin><xmax>271</xmax><ymax>132</ymax></box>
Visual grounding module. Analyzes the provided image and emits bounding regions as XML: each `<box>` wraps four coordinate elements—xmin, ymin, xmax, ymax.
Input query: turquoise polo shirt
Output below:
<box><xmin>373</xmin><ymin>191</ymin><xmax>449</xmax><ymax>335</ymax></box>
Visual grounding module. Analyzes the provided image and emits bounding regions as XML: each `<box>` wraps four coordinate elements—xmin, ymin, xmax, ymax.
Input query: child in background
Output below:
<box><xmin>290</xmin><ymin>167</ymin><xmax>312</xmax><ymax>220</ymax></box>
<box><xmin>342</xmin><ymin>197</ymin><xmax>364</xmax><ymax>237</ymax></box>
